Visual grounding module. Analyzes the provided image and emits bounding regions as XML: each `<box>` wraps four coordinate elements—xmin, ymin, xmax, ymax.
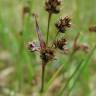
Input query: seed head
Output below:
<box><xmin>45</xmin><ymin>0</ymin><xmax>62</xmax><ymax>14</ymax></box>
<box><xmin>53</xmin><ymin>38</ymin><xmax>67</xmax><ymax>50</ymax></box>
<box><xmin>40</xmin><ymin>48</ymin><xmax>54</xmax><ymax>64</ymax></box>
<box><xmin>55</xmin><ymin>16</ymin><xmax>71</xmax><ymax>33</ymax></box>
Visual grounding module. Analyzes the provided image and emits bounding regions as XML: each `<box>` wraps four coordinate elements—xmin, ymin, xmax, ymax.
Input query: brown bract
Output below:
<box><xmin>40</xmin><ymin>48</ymin><xmax>54</xmax><ymax>64</ymax></box>
<box><xmin>45</xmin><ymin>0</ymin><xmax>62</xmax><ymax>14</ymax></box>
<box><xmin>55</xmin><ymin>16</ymin><xmax>71</xmax><ymax>33</ymax></box>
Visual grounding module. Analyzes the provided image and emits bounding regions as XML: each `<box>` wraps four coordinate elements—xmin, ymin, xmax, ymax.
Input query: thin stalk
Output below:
<box><xmin>46</xmin><ymin>13</ymin><xmax>52</xmax><ymax>46</ymax></box>
<box><xmin>51</xmin><ymin>31</ymin><xmax>59</xmax><ymax>48</ymax></box>
<box><xmin>53</xmin><ymin>31</ymin><xmax>59</xmax><ymax>41</ymax></box>
<box><xmin>40</xmin><ymin>63</ymin><xmax>46</xmax><ymax>93</ymax></box>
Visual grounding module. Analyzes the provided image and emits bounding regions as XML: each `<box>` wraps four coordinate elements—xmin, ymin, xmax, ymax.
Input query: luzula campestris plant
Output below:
<box><xmin>27</xmin><ymin>0</ymin><xmax>89</xmax><ymax>93</ymax></box>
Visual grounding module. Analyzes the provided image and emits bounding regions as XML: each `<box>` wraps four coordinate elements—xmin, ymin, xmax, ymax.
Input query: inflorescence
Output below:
<box><xmin>25</xmin><ymin>0</ymin><xmax>90</xmax><ymax>92</ymax></box>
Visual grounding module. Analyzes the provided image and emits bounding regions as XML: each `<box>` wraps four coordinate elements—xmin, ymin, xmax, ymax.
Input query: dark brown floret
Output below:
<box><xmin>53</xmin><ymin>38</ymin><xmax>67</xmax><ymax>50</ymax></box>
<box><xmin>55</xmin><ymin>16</ymin><xmax>71</xmax><ymax>33</ymax></box>
<box><xmin>45</xmin><ymin>0</ymin><xmax>62</xmax><ymax>14</ymax></box>
<box><xmin>40</xmin><ymin>48</ymin><xmax>54</xmax><ymax>64</ymax></box>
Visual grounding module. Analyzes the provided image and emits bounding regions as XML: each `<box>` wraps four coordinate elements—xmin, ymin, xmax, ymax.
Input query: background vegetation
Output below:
<box><xmin>0</xmin><ymin>0</ymin><xmax>96</xmax><ymax>96</ymax></box>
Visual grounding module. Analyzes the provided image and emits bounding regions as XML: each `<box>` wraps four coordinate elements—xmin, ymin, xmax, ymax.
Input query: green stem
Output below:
<box><xmin>46</xmin><ymin>13</ymin><xmax>52</xmax><ymax>46</ymax></box>
<box><xmin>40</xmin><ymin>63</ymin><xmax>46</xmax><ymax>93</ymax></box>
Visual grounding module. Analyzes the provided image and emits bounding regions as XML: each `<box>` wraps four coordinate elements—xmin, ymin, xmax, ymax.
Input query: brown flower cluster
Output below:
<box><xmin>54</xmin><ymin>38</ymin><xmax>67</xmax><ymax>50</ymax></box>
<box><xmin>45</xmin><ymin>0</ymin><xmax>62</xmax><ymax>14</ymax></box>
<box><xmin>40</xmin><ymin>48</ymin><xmax>54</xmax><ymax>64</ymax></box>
<box><xmin>55</xmin><ymin>16</ymin><xmax>71</xmax><ymax>33</ymax></box>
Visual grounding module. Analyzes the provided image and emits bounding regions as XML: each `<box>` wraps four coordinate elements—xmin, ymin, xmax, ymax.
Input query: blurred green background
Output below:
<box><xmin>0</xmin><ymin>0</ymin><xmax>96</xmax><ymax>96</ymax></box>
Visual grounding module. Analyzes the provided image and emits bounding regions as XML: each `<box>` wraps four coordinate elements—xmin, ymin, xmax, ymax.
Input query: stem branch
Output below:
<box><xmin>46</xmin><ymin>13</ymin><xmax>52</xmax><ymax>46</ymax></box>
